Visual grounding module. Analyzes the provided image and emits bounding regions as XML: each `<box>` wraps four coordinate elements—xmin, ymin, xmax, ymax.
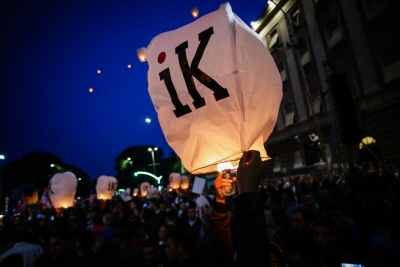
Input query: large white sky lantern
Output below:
<box><xmin>146</xmin><ymin>3</ymin><xmax>282</xmax><ymax>174</ymax></box>
<box><xmin>169</xmin><ymin>173</ymin><xmax>181</xmax><ymax>189</ymax></box>
<box><xmin>96</xmin><ymin>175</ymin><xmax>118</xmax><ymax>200</ymax></box>
<box><xmin>49</xmin><ymin>172</ymin><xmax>77</xmax><ymax>209</ymax></box>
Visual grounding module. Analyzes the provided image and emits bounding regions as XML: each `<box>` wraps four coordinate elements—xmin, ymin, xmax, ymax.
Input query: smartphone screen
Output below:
<box><xmin>342</xmin><ymin>264</ymin><xmax>364</xmax><ymax>267</ymax></box>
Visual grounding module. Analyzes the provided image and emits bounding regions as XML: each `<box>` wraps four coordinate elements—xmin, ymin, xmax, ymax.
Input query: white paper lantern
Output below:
<box><xmin>48</xmin><ymin>172</ymin><xmax>77</xmax><ymax>209</ymax></box>
<box><xmin>180</xmin><ymin>175</ymin><xmax>189</xmax><ymax>189</ymax></box>
<box><xmin>169</xmin><ymin>173</ymin><xmax>181</xmax><ymax>189</ymax></box>
<box><xmin>140</xmin><ymin>182</ymin><xmax>150</xmax><ymax>197</ymax></box>
<box><xmin>146</xmin><ymin>3</ymin><xmax>282</xmax><ymax>174</ymax></box>
<box><xmin>96</xmin><ymin>175</ymin><xmax>118</xmax><ymax>200</ymax></box>
<box><xmin>137</xmin><ymin>47</ymin><xmax>147</xmax><ymax>62</ymax></box>
<box><xmin>133</xmin><ymin>188</ymin><xmax>139</xmax><ymax>196</ymax></box>
<box><xmin>191</xmin><ymin>7</ymin><xmax>199</xmax><ymax>18</ymax></box>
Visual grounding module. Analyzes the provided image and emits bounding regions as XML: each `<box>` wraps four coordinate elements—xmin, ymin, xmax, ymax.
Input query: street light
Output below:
<box><xmin>148</xmin><ymin>147</ymin><xmax>159</xmax><ymax>176</ymax></box>
<box><xmin>0</xmin><ymin>155</ymin><xmax>5</xmax><ymax>160</ymax></box>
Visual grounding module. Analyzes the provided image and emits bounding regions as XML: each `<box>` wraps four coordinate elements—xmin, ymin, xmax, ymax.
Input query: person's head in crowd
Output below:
<box><xmin>179</xmin><ymin>202</ymin><xmax>187</xmax><ymax>212</ymax></box>
<box><xmin>159</xmin><ymin>223</ymin><xmax>173</xmax><ymax>245</ymax></box>
<box><xmin>49</xmin><ymin>230</ymin><xmax>70</xmax><ymax>259</ymax></box>
<box><xmin>130</xmin><ymin>198</ymin><xmax>141</xmax><ymax>210</ymax></box>
<box><xmin>159</xmin><ymin>202</ymin><xmax>167</xmax><ymax>213</ymax></box>
<box><xmin>282</xmin><ymin>188</ymin><xmax>296</xmax><ymax>208</ymax></box>
<box><xmin>76</xmin><ymin>231</ymin><xmax>95</xmax><ymax>256</ymax></box>
<box><xmin>92</xmin><ymin>213</ymin><xmax>103</xmax><ymax>226</ymax></box>
<box><xmin>165</xmin><ymin>209</ymin><xmax>178</xmax><ymax>226</ymax></box>
<box><xmin>119</xmin><ymin>207</ymin><xmax>130</xmax><ymax>220</ymax></box>
<box><xmin>150</xmin><ymin>199</ymin><xmax>160</xmax><ymax>212</ymax></box>
<box><xmin>133</xmin><ymin>206</ymin><xmax>142</xmax><ymax>218</ymax></box>
<box><xmin>187</xmin><ymin>202</ymin><xmax>197</xmax><ymax>221</ymax></box>
<box><xmin>266</xmin><ymin>195</ymin><xmax>282</xmax><ymax>210</ymax></box>
<box><xmin>329</xmin><ymin>203</ymin><xmax>349</xmax><ymax>229</ymax></box>
<box><xmin>164</xmin><ymin>228</ymin><xmax>189</xmax><ymax>262</ymax></box>
<box><xmin>112</xmin><ymin>229</ymin><xmax>130</xmax><ymax>250</ymax></box>
<box><xmin>319</xmin><ymin>189</ymin><xmax>330</xmax><ymax>206</ymax></box>
<box><xmin>268</xmin><ymin>208</ymin><xmax>286</xmax><ymax>230</ymax></box>
<box><xmin>313</xmin><ymin>216</ymin><xmax>336</xmax><ymax>251</ymax></box>
<box><xmin>302</xmin><ymin>193</ymin><xmax>317</xmax><ymax>209</ymax></box>
<box><xmin>142</xmin><ymin>237</ymin><xmax>162</xmax><ymax>266</ymax></box>
<box><xmin>201</xmin><ymin>209</ymin><xmax>212</xmax><ymax>234</ymax></box>
<box><xmin>102</xmin><ymin>213</ymin><xmax>115</xmax><ymax>227</ymax></box>
<box><xmin>269</xmin><ymin>242</ymin><xmax>285</xmax><ymax>267</ymax></box>
<box><xmin>140</xmin><ymin>208</ymin><xmax>154</xmax><ymax>224</ymax></box>
<box><xmin>276</xmin><ymin>227</ymin><xmax>301</xmax><ymax>265</ymax></box>
<box><xmin>291</xmin><ymin>206</ymin><xmax>312</xmax><ymax>236</ymax></box>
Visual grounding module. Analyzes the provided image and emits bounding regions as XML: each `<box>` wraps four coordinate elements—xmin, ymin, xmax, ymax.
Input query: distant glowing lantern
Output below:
<box><xmin>137</xmin><ymin>47</ymin><xmax>147</xmax><ymax>62</ymax></box>
<box><xmin>96</xmin><ymin>175</ymin><xmax>118</xmax><ymax>200</ymax></box>
<box><xmin>127</xmin><ymin>64</ymin><xmax>132</xmax><ymax>68</ymax></box>
<box><xmin>89</xmin><ymin>87</ymin><xmax>93</xmax><ymax>93</ymax></box>
<box><xmin>48</xmin><ymin>172</ymin><xmax>77</xmax><ymax>209</ymax></box>
<box><xmin>97</xmin><ymin>69</ymin><xmax>101</xmax><ymax>74</ymax></box>
<box><xmin>133</xmin><ymin>188</ymin><xmax>139</xmax><ymax>196</ymax></box>
<box><xmin>169</xmin><ymin>173</ymin><xmax>181</xmax><ymax>189</ymax></box>
<box><xmin>191</xmin><ymin>7</ymin><xmax>199</xmax><ymax>18</ymax></box>
<box><xmin>146</xmin><ymin>3</ymin><xmax>282</xmax><ymax>174</ymax></box>
<box><xmin>180</xmin><ymin>175</ymin><xmax>189</xmax><ymax>189</ymax></box>
<box><xmin>140</xmin><ymin>182</ymin><xmax>150</xmax><ymax>197</ymax></box>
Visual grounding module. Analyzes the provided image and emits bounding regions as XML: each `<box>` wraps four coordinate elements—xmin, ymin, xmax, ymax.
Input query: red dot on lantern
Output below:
<box><xmin>158</xmin><ymin>52</ymin><xmax>166</xmax><ymax>64</ymax></box>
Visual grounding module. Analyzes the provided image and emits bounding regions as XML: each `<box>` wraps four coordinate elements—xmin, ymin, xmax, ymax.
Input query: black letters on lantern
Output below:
<box><xmin>159</xmin><ymin>27</ymin><xmax>230</xmax><ymax>118</ymax></box>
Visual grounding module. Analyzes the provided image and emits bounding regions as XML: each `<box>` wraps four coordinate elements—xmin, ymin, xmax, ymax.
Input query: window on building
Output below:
<box><xmin>380</xmin><ymin>45</ymin><xmax>400</xmax><ymax>83</ymax></box>
<box><xmin>273</xmin><ymin>157</ymin><xmax>281</xmax><ymax>173</ymax></box>
<box><xmin>324</xmin><ymin>17</ymin><xmax>343</xmax><ymax>48</ymax></box>
<box><xmin>284</xmin><ymin>103</ymin><xmax>295</xmax><ymax>126</ymax></box>
<box><xmin>269</xmin><ymin>29</ymin><xmax>279</xmax><ymax>50</ymax></box>
<box><xmin>293</xmin><ymin>151</ymin><xmax>304</xmax><ymax>169</ymax></box>
<box><xmin>291</xmin><ymin>8</ymin><xmax>303</xmax><ymax>28</ymax></box>
<box><xmin>277</xmin><ymin>62</ymin><xmax>287</xmax><ymax>82</ymax></box>
<box><xmin>309</xmin><ymin>88</ymin><xmax>322</xmax><ymax>115</ymax></box>
<box><xmin>362</xmin><ymin>0</ymin><xmax>390</xmax><ymax>21</ymax></box>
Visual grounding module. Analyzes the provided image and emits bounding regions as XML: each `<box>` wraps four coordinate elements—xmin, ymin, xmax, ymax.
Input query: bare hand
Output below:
<box><xmin>214</xmin><ymin>172</ymin><xmax>236</xmax><ymax>204</ymax></box>
<box><xmin>237</xmin><ymin>150</ymin><xmax>263</xmax><ymax>193</ymax></box>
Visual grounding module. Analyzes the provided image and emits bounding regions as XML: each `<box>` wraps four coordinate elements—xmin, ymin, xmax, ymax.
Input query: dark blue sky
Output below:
<box><xmin>0</xmin><ymin>0</ymin><xmax>267</xmax><ymax>179</ymax></box>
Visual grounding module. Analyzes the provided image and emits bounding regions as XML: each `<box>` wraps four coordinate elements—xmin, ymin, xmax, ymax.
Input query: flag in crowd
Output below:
<box><xmin>39</xmin><ymin>189</ymin><xmax>52</xmax><ymax>210</ymax></box>
<box><xmin>25</xmin><ymin>191</ymin><xmax>39</xmax><ymax>205</ymax></box>
<box><xmin>17</xmin><ymin>193</ymin><xmax>27</xmax><ymax>213</ymax></box>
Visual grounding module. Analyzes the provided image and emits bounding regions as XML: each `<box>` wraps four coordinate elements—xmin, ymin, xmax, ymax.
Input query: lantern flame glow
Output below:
<box><xmin>137</xmin><ymin>47</ymin><xmax>147</xmax><ymax>62</ymax></box>
<box><xmin>217</xmin><ymin>162</ymin><xmax>238</xmax><ymax>172</ymax></box>
<box><xmin>191</xmin><ymin>7</ymin><xmax>199</xmax><ymax>18</ymax></box>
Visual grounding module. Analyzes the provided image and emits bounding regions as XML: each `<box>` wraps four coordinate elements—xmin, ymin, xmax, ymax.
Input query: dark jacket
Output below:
<box><xmin>211</xmin><ymin>192</ymin><xmax>271</xmax><ymax>267</ymax></box>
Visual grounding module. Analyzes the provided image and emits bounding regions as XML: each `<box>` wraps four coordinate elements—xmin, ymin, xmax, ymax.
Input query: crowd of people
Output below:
<box><xmin>0</xmin><ymin>151</ymin><xmax>399</xmax><ymax>267</ymax></box>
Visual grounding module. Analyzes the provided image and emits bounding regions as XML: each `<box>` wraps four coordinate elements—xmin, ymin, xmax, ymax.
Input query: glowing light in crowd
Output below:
<box><xmin>97</xmin><ymin>69</ymin><xmax>101</xmax><ymax>74</ymax></box>
<box><xmin>145</xmin><ymin>118</ymin><xmax>151</xmax><ymax>123</ymax></box>
<box><xmin>89</xmin><ymin>87</ymin><xmax>93</xmax><ymax>93</ymax></box>
<box><xmin>127</xmin><ymin>64</ymin><xmax>132</xmax><ymax>68</ymax></box>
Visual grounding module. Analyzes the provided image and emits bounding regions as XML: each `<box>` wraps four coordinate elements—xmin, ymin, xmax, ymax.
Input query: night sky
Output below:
<box><xmin>0</xmin><ymin>0</ymin><xmax>267</xmax><ymax>179</ymax></box>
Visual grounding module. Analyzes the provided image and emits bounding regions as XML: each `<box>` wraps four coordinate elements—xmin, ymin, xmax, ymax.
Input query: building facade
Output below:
<box><xmin>253</xmin><ymin>0</ymin><xmax>400</xmax><ymax>178</ymax></box>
